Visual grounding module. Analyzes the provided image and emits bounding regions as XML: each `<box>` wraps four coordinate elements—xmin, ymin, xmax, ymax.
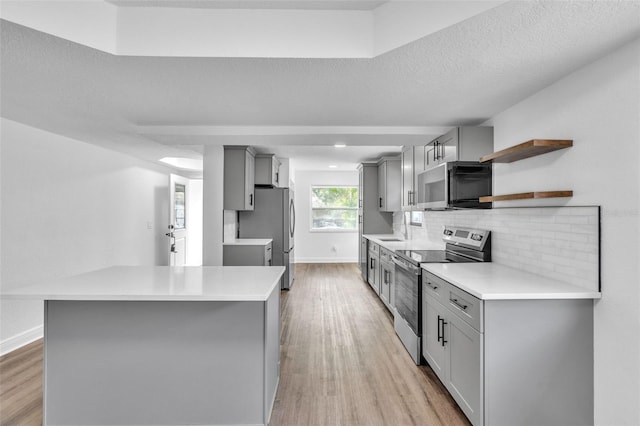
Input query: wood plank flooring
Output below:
<box><xmin>0</xmin><ymin>263</ymin><xmax>469</xmax><ymax>426</ymax></box>
<box><xmin>270</xmin><ymin>263</ymin><xmax>469</xmax><ymax>426</ymax></box>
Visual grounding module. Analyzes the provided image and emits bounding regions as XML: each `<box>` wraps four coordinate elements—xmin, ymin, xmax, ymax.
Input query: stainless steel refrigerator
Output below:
<box><xmin>238</xmin><ymin>187</ymin><xmax>295</xmax><ymax>289</ymax></box>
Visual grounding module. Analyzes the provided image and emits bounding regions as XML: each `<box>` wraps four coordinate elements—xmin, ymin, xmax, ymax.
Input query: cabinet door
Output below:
<box><xmin>422</xmin><ymin>295</ymin><xmax>447</xmax><ymax>381</ymax></box>
<box><xmin>245</xmin><ymin>150</ymin><xmax>255</xmax><ymax>210</ymax></box>
<box><xmin>439</xmin><ymin>128</ymin><xmax>459</xmax><ymax>164</ymax></box>
<box><xmin>425</xmin><ymin>140</ymin><xmax>438</xmax><ymax>169</ymax></box>
<box><xmin>360</xmin><ymin>237</ymin><xmax>368</xmax><ymax>281</ymax></box>
<box><xmin>380</xmin><ymin>264</ymin><xmax>391</xmax><ymax>305</ymax></box>
<box><xmin>272</xmin><ymin>157</ymin><xmax>280</xmax><ymax>187</ymax></box>
<box><xmin>378</xmin><ymin>161</ymin><xmax>387</xmax><ymax>211</ymax></box>
<box><xmin>446</xmin><ymin>312</ymin><xmax>482</xmax><ymax>426</ymax></box>
<box><xmin>401</xmin><ymin>147</ymin><xmax>414</xmax><ymax>208</ymax></box>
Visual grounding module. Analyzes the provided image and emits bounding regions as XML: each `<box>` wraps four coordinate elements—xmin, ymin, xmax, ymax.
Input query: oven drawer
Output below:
<box><xmin>446</xmin><ymin>285</ymin><xmax>482</xmax><ymax>332</ymax></box>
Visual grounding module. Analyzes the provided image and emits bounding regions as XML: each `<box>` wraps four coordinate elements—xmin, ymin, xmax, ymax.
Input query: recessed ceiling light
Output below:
<box><xmin>328</xmin><ymin>165</ymin><xmax>338</xmax><ymax>169</ymax></box>
<box><xmin>334</xmin><ymin>143</ymin><xmax>346</xmax><ymax>148</ymax></box>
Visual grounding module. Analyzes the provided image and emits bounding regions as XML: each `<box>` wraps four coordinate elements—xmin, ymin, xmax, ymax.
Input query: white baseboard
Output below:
<box><xmin>0</xmin><ymin>324</ymin><xmax>43</xmax><ymax>356</ymax></box>
<box><xmin>294</xmin><ymin>258</ymin><xmax>357</xmax><ymax>263</ymax></box>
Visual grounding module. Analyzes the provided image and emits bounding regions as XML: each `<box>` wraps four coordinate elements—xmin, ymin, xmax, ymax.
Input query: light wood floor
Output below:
<box><xmin>0</xmin><ymin>263</ymin><xmax>469</xmax><ymax>426</ymax></box>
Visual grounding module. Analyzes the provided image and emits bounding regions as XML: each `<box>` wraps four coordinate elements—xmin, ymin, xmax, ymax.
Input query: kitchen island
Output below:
<box><xmin>3</xmin><ymin>266</ymin><xmax>285</xmax><ymax>426</ymax></box>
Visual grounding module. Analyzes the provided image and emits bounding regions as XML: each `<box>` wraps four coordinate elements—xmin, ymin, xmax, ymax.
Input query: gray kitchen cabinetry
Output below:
<box><xmin>255</xmin><ymin>154</ymin><xmax>281</xmax><ymax>187</ymax></box>
<box><xmin>223</xmin><ymin>241</ymin><xmax>272</xmax><ymax>266</ymax></box>
<box><xmin>422</xmin><ymin>271</ymin><xmax>594</xmax><ymax>426</ymax></box>
<box><xmin>367</xmin><ymin>242</ymin><xmax>380</xmax><ymax>294</ymax></box>
<box><xmin>401</xmin><ymin>146</ymin><xmax>425</xmax><ymax>210</ymax></box>
<box><xmin>360</xmin><ymin>236</ymin><xmax>368</xmax><ymax>281</ymax></box>
<box><xmin>377</xmin><ymin>156</ymin><xmax>401</xmax><ymax>212</ymax></box>
<box><xmin>425</xmin><ymin>127</ymin><xmax>494</xmax><ymax>169</ymax></box>
<box><xmin>224</xmin><ymin>146</ymin><xmax>255</xmax><ymax>211</ymax></box>
<box><xmin>379</xmin><ymin>247</ymin><xmax>395</xmax><ymax>310</ymax></box>
<box><xmin>358</xmin><ymin>163</ymin><xmax>393</xmax><ymax>279</ymax></box>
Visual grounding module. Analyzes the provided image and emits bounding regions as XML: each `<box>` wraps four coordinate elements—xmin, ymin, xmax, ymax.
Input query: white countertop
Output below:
<box><xmin>422</xmin><ymin>263</ymin><xmax>601</xmax><ymax>300</ymax></box>
<box><xmin>362</xmin><ymin>234</ymin><xmax>444</xmax><ymax>251</ymax></box>
<box><xmin>1</xmin><ymin>266</ymin><xmax>285</xmax><ymax>302</ymax></box>
<box><xmin>223</xmin><ymin>238</ymin><xmax>273</xmax><ymax>246</ymax></box>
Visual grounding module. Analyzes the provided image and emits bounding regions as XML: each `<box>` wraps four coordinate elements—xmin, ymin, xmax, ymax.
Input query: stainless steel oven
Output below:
<box><xmin>393</xmin><ymin>226</ymin><xmax>491</xmax><ymax>364</ymax></box>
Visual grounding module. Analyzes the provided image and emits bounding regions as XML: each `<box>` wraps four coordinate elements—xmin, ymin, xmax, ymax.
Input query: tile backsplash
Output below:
<box><xmin>223</xmin><ymin>210</ymin><xmax>237</xmax><ymax>242</ymax></box>
<box><xmin>393</xmin><ymin>206</ymin><xmax>600</xmax><ymax>291</ymax></box>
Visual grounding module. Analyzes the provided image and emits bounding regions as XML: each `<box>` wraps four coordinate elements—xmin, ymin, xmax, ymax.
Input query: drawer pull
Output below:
<box><xmin>450</xmin><ymin>298</ymin><xmax>468</xmax><ymax>310</ymax></box>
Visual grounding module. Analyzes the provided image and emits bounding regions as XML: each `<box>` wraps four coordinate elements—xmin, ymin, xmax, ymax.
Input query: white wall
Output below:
<box><xmin>484</xmin><ymin>38</ymin><xmax>640</xmax><ymax>425</ymax></box>
<box><xmin>294</xmin><ymin>170</ymin><xmax>359</xmax><ymax>263</ymax></box>
<box><xmin>202</xmin><ymin>146</ymin><xmax>224</xmax><ymax>266</ymax></box>
<box><xmin>0</xmin><ymin>118</ymin><xmax>172</xmax><ymax>354</ymax></box>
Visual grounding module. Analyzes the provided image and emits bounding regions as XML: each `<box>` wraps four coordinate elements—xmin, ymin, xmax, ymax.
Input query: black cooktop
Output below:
<box><xmin>394</xmin><ymin>249</ymin><xmax>478</xmax><ymax>265</ymax></box>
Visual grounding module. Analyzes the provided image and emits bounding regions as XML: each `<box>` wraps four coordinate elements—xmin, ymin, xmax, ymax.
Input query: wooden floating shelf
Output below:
<box><xmin>480</xmin><ymin>191</ymin><xmax>573</xmax><ymax>203</ymax></box>
<box><xmin>480</xmin><ymin>139</ymin><xmax>573</xmax><ymax>164</ymax></box>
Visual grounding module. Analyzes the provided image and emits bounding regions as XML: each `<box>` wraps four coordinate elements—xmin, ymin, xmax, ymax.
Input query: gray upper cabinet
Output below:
<box><xmin>377</xmin><ymin>156</ymin><xmax>401</xmax><ymax>212</ymax></box>
<box><xmin>425</xmin><ymin>127</ymin><xmax>494</xmax><ymax>169</ymax></box>
<box><xmin>401</xmin><ymin>146</ymin><xmax>414</xmax><ymax>210</ymax></box>
<box><xmin>224</xmin><ymin>146</ymin><xmax>255</xmax><ymax>211</ymax></box>
<box><xmin>255</xmin><ymin>154</ymin><xmax>281</xmax><ymax>187</ymax></box>
<box><xmin>401</xmin><ymin>146</ymin><xmax>426</xmax><ymax>210</ymax></box>
<box><xmin>357</xmin><ymin>163</ymin><xmax>394</xmax><ymax>234</ymax></box>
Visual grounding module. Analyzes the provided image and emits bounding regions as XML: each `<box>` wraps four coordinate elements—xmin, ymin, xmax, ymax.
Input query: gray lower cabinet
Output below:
<box><xmin>379</xmin><ymin>248</ymin><xmax>395</xmax><ymax>310</ymax></box>
<box><xmin>223</xmin><ymin>242</ymin><xmax>272</xmax><ymax>266</ymax></box>
<box><xmin>422</xmin><ymin>271</ymin><xmax>594</xmax><ymax>426</ymax></box>
<box><xmin>367</xmin><ymin>242</ymin><xmax>380</xmax><ymax>294</ymax></box>
<box><xmin>360</xmin><ymin>236</ymin><xmax>368</xmax><ymax>281</ymax></box>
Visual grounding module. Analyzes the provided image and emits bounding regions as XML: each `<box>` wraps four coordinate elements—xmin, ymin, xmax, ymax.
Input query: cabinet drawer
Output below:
<box><xmin>380</xmin><ymin>248</ymin><xmax>393</xmax><ymax>263</ymax></box>
<box><xmin>423</xmin><ymin>271</ymin><xmax>449</xmax><ymax>305</ymax></box>
<box><xmin>446</xmin><ymin>285</ymin><xmax>482</xmax><ymax>331</ymax></box>
<box><xmin>369</xmin><ymin>242</ymin><xmax>379</xmax><ymax>254</ymax></box>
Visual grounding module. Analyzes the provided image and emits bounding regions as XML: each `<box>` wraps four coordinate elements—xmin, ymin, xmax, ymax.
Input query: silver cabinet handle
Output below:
<box><xmin>425</xmin><ymin>281</ymin><xmax>438</xmax><ymax>291</ymax></box>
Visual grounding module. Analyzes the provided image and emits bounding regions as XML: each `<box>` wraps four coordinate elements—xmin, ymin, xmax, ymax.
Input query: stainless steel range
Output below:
<box><xmin>393</xmin><ymin>226</ymin><xmax>491</xmax><ymax>364</ymax></box>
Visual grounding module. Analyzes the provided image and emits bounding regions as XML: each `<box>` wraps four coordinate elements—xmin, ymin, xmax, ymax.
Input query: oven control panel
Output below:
<box><xmin>442</xmin><ymin>226</ymin><xmax>490</xmax><ymax>250</ymax></box>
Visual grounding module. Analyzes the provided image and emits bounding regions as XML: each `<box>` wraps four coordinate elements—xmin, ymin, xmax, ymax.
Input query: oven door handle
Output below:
<box><xmin>392</xmin><ymin>256</ymin><xmax>421</xmax><ymax>275</ymax></box>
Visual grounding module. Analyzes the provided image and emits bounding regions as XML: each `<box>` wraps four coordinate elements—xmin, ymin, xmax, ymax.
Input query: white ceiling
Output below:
<box><xmin>1</xmin><ymin>1</ymin><xmax>639</xmax><ymax>174</ymax></box>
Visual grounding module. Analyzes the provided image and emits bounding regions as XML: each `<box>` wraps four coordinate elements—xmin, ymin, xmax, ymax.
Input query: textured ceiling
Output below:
<box><xmin>1</xmin><ymin>1</ymin><xmax>640</xmax><ymax>171</ymax></box>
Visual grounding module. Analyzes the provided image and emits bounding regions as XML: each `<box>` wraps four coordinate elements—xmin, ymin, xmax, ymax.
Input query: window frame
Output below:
<box><xmin>309</xmin><ymin>185</ymin><xmax>359</xmax><ymax>233</ymax></box>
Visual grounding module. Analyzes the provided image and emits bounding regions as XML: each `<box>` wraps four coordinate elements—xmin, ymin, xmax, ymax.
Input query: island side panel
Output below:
<box><xmin>264</xmin><ymin>285</ymin><xmax>280</xmax><ymax>422</ymax></box>
<box><xmin>44</xmin><ymin>300</ymin><xmax>267</xmax><ymax>426</ymax></box>
<box><xmin>484</xmin><ymin>299</ymin><xmax>594</xmax><ymax>426</ymax></box>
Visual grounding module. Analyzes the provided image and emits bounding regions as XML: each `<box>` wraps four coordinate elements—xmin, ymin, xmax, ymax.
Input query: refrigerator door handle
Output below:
<box><xmin>290</xmin><ymin>198</ymin><xmax>296</xmax><ymax>238</ymax></box>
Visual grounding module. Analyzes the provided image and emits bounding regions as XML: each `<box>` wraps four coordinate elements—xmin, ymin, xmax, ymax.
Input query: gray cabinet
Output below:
<box><xmin>255</xmin><ymin>154</ymin><xmax>281</xmax><ymax>187</ymax></box>
<box><xmin>401</xmin><ymin>146</ymin><xmax>425</xmax><ymax>210</ymax></box>
<box><xmin>224</xmin><ymin>146</ymin><xmax>255</xmax><ymax>211</ymax></box>
<box><xmin>358</xmin><ymin>163</ymin><xmax>393</xmax><ymax>281</ymax></box>
<box><xmin>422</xmin><ymin>284</ymin><xmax>482</xmax><ymax>425</ymax></box>
<box><xmin>360</xmin><ymin>236</ymin><xmax>368</xmax><ymax>281</ymax></box>
<box><xmin>425</xmin><ymin>127</ymin><xmax>494</xmax><ymax>169</ymax></box>
<box><xmin>223</xmin><ymin>241</ymin><xmax>272</xmax><ymax>266</ymax></box>
<box><xmin>422</xmin><ymin>271</ymin><xmax>594</xmax><ymax>426</ymax></box>
<box><xmin>401</xmin><ymin>146</ymin><xmax>414</xmax><ymax>209</ymax></box>
<box><xmin>379</xmin><ymin>248</ymin><xmax>395</xmax><ymax>310</ymax></box>
<box><xmin>377</xmin><ymin>157</ymin><xmax>401</xmax><ymax>212</ymax></box>
<box><xmin>367</xmin><ymin>242</ymin><xmax>380</xmax><ymax>294</ymax></box>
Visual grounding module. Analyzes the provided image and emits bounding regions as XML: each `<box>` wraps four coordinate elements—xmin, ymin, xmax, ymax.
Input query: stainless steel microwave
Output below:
<box><xmin>416</xmin><ymin>161</ymin><xmax>492</xmax><ymax>210</ymax></box>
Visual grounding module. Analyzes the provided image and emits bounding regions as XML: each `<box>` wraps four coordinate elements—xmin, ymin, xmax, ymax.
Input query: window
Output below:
<box><xmin>311</xmin><ymin>186</ymin><xmax>358</xmax><ymax>232</ymax></box>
